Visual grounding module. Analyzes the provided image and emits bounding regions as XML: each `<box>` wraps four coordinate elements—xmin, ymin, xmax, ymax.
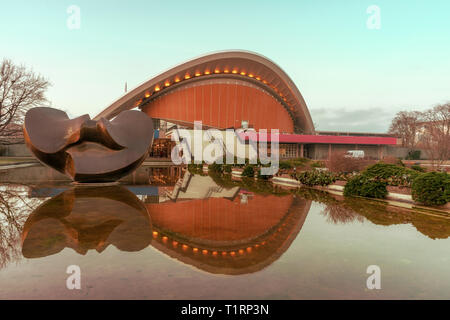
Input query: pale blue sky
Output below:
<box><xmin>1</xmin><ymin>0</ymin><xmax>449</xmax><ymax>132</ymax></box>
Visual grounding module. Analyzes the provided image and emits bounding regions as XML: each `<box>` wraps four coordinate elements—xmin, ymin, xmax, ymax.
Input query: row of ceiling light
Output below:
<box><xmin>152</xmin><ymin>230</ymin><xmax>265</xmax><ymax>257</ymax></box>
<box><xmin>151</xmin><ymin>219</ymin><xmax>288</xmax><ymax>258</ymax></box>
<box><xmin>135</xmin><ymin>67</ymin><xmax>295</xmax><ymax>113</ymax></box>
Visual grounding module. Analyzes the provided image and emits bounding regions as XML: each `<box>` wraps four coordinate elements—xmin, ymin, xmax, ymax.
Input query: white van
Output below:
<box><xmin>344</xmin><ymin>150</ymin><xmax>365</xmax><ymax>158</ymax></box>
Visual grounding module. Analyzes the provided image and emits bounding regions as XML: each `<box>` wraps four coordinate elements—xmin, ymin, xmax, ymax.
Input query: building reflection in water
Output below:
<box><xmin>1</xmin><ymin>165</ymin><xmax>448</xmax><ymax>277</ymax></box>
<box><xmin>122</xmin><ymin>165</ymin><xmax>183</xmax><ymax>186</ymax></box>
<box><xmin>21</xmin><ymin>186</ymin><xmax>153</xmax><ymax>257</ymax></box>
<box><xmin>19</xmin><ymin>170</ymin><xmax>313</xmax><ymax>275</ymax></box>
<box><xmin>148</xmin><ymin>195</ymin><xmax>311</xmax><ymax>275</ymax></box>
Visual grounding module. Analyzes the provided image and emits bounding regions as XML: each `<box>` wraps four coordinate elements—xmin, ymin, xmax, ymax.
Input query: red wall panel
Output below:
<box><xmin>142</xmin><ymin>81</ymin><xmax>294</xmax><ymax>132</ymax></box>
<box><xmin>235</xmin><ymin>84</ymin><xmax>243</xmax><ymax>126</ymax></box>
<box><xmin>211</xmin><ymin>84</ymin><xmax>220</xmax><ymax>128</ymax></box>
<box><xmin>204</xmin><ymin>85</ymin><xmax>212</xmax><ymax>125</ymax></box>
<box><xmin>147</xmin><ymin>194</ymin><xmax>293</xmax><ymax>242</ymax></box>
<box><xmin>219</xmin><ymin>84</ymin><xmax>228</xmax><ymax>128</ymax></box>
<box><xmin>186</xmin><ymin>86</ymin><xmax>194</xmax><ymax>123</ymax></box>
<box><xmin>195</xmin><ymin>85</ymin><xmax>202</xmax><ymax>122</ymax></box>
<box><xmin>229</xmin><ymin>83</ymin><xmax>237</xmax><ymax>127</ymax></box>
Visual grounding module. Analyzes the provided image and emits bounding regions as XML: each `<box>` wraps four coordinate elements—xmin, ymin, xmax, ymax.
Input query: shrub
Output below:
<box><xmin>208</xmin><ymin>163</ymin><xmax>223</xmax><ymax>173</ymax></box>
<box><xmin>279</xmin><ymin>160</ymin><xmax>293</xmax><ymax>170</ymax></box>
<box><xmin>411</xmin><ymin>164</ymin><xmax>426</xmax><ymax>172</ymax></box>
<box><xmin>411</xmin><ymin>172</ymin><xmax>450</xmax><ymax>206</ymax></box>
<box><xmin>223</xmin><ymin>164</ymin><xmax>232</xmax><ymax>173</ymax></box>
<box><xmin>257</xmin><ymin>168</ymin><xmax>271</xmax><ymax>180</ymax></box>
<box><xmin>296</xmin><ymin>170</ymin><xmax>336</xmax><ymax>186</ymax></box>
<box><xmin>396</xmin><ymin>159</ymin><xmax>405</xmax><ymax>167</ymax></box>
<box><xmin>187</xmin><ymin>163</ymin><xmax>203</xmax><ymax>174</ymax></box>
<box><xmin>290</xmin><ymin>157</ymin><xmax>310</xmax><ymax>167</ymax></box>
<box><xmin>334</xmin><ymin>172</ymin><xmax>354</xmax><ymax>181</ymax></box>
<box><xmin>364</xmin><ymin>163</ymin><xmax>403</xmax><ymax>178</ymax></box>
<box><xmin>343</xmin><ymin>174</ymin><xmax>388</xmax><ymax>199</ymax></box>
<box><xmin>277</xmin><ymin>158</ymin><xmax>310</xmax><ymax>171</ymax></box>
<box><xmin>363</xmin><ymin>163</ymin><xmax>419</xmax><ymax>186</ymax></box>
<box><xmin>310</xmin><ymin>161</ymin><xmax>324</xmax><ymax>168</ymax></box>
<box><xmin>242</xmin><ymin>165</ymin><xmax>255</xmax><ymax>177</ymax></box>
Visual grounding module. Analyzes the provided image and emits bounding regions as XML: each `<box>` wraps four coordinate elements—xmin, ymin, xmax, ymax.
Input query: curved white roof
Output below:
<box><xmin>94</xmin><ymin>50</ymin><xmax>315</xmax><ymax>134</ymax></box>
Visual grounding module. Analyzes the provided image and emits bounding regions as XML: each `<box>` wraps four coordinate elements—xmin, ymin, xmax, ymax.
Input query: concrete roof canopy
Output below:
<box><xmin>94</xmin><ymin>50</ymin><xmax>315</xmax><ymax>134</ymax></box>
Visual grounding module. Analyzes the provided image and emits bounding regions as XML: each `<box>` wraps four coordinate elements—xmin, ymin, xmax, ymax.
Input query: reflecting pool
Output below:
<box><xmin>0</xmin><ymin>164</ymin><xmax>449</xmax><ymax>299</ymax></box>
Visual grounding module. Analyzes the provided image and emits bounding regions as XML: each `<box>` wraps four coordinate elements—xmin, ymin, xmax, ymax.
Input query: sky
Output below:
<box><xmin>1</xmin><ymin>0</ymin><xmax>449</xmax><ymax>132</ymax></box>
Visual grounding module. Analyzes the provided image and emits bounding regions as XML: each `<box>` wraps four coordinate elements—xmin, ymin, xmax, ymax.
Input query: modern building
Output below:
<box><xmin>94</xmin><ymin>50</ymin><xmax>399</xmax><ymax>160</ymax></box>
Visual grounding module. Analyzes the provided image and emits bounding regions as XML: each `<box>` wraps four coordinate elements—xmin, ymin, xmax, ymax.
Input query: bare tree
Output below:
<box><xmin>326</xmin><ymin>151</ymin><xmax>370</xmax><ymax>173</ymax></box>
<box><xmin>0</xmin><ymin>59</ymin><xmax>50</xmax><ymax>145</ymax></box>
<box><xmin>388</xmin><ymin>111</ymin><xmax>423</xmax><ymax>151</ymax></box>
<box><xmin>321</xmin><ymin>204</ymin><xmax>364</xmax><ymax>224</ymax></box>
<box><xmin>419</xmin><ymin>103</ymin><xmax>450</xmax><ymax>168</ymax></box>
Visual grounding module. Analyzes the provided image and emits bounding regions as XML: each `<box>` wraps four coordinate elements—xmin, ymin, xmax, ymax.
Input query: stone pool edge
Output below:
<box><xmin>271</xmin><ymin>176</ymin><xmax>450</xmax><ymax>216</ymax></box>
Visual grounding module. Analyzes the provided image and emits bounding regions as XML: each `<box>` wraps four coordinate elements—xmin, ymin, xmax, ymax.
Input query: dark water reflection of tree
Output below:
<box><xmin>0</xmin><ymin>184</ymin><xmax>43</xmax><ymax>269</ymax></box>
<box><xmin>208</xmin><ymin>171</ymin><xmax>450</xmax><ymax>240</ymax></box>
<box><xmin>295</xmin><ymin>187</ymin><xmax>450</xmax><ymax>240</ymax></box>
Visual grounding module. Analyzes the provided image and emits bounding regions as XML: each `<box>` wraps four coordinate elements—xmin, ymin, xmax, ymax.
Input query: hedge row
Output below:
<box><xmin>296</xmin><ymin>170</ymin><xmax>336</xmax><ymax>187</ymax></box>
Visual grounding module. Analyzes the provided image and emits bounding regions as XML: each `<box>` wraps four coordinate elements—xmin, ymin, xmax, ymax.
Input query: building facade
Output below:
<box><xmin>94</xmin><ymin>51</ymin><xmax>399</xmax><ymax>160</ymax></box>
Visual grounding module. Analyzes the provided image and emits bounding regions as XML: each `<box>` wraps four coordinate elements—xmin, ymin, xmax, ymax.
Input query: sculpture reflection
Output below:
<box><xmin>21</xmin><ymin>186</ymin><xmax>152</xmax><ymax>258</ymax></box>
<box><xmin>19</xmin><ymin>170</ymin><xmax>314</xmax><ymax>275</ymax></box>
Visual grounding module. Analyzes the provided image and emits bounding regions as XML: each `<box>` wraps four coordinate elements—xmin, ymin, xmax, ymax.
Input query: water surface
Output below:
<box><xmin>0</xmin><ymin>165</ymin><xmax>449</xmax><ymax>299</ymax></box>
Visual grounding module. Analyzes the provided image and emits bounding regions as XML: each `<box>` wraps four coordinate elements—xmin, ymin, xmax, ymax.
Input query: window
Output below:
<box><xmin>279</xmin><ymin>144</ymin><xmax>297</xmax><ymax>158</ymax></box>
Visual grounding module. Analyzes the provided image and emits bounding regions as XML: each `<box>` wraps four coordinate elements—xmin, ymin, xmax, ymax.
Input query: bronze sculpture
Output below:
<box><xmin>23</xmin><ymin>107</ymin><xmax>154</xmax><ymax>182</ymax></box>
